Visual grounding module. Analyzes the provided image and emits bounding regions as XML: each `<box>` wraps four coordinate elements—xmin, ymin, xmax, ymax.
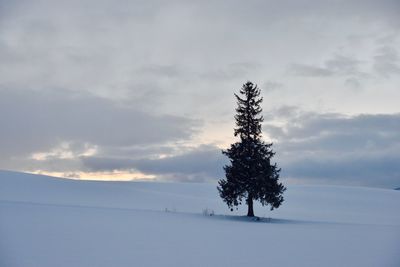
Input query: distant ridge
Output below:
<box><xmin>395</xmin><ymin>187</ymin><xmax>400</xmax><ymax>190</ymax></box>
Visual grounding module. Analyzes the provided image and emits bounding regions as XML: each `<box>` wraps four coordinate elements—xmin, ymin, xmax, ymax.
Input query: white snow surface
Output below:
<box><xmin>0</xmin><ymin>170</ymin><xmax>399</xmax><ymax>267</ymax></box>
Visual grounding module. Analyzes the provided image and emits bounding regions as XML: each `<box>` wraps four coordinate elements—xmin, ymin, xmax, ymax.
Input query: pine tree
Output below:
<box><xmin>218</xmin><ymin>81</ymin><xmax>286</xmax><ymax>217</ymax></box>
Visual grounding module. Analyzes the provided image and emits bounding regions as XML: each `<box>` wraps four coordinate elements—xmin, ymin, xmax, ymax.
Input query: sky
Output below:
<box><xmin>0</xmin><ymin>0</ymin><xmax>399</xmax><ymax>188</ymax></box>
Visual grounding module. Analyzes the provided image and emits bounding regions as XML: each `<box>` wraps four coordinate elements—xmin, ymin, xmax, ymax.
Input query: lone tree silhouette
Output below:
<box><xmin>218</xmin><ymin>81</ymin><xmax>286</xmax><ymax>217</ymax></box>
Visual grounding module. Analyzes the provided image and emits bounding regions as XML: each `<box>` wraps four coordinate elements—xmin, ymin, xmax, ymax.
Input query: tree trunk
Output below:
<box><xmin>247</xmin><ymin>195</ymin><xmax>254</xmax><ymax>217</ymax></box>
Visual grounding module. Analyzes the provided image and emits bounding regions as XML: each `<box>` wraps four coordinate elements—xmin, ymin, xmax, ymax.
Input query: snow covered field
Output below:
<box><xmin>1</xmin><ymin>170</ymin><xmax>399</xmax><ymax>267</ymax></box>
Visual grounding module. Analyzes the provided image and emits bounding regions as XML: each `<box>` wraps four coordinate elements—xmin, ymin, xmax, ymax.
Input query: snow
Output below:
<box><xmin>1</xmin><ymin>170</ymin><xmax>399</xmax><ymax>267</ymax></box>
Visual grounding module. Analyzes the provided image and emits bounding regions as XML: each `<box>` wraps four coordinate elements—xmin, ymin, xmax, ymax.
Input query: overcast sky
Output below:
<box><xmin>0</xmin><ymin>0</ymin><xmax>399</xmax><ymax>187</ymax></box>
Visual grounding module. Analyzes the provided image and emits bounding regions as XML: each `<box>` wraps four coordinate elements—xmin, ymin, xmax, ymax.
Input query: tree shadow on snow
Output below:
<box><xmin>208</xmin><ymin>214</ymin><xmax>329</xmax><ymax>225</ymax></box>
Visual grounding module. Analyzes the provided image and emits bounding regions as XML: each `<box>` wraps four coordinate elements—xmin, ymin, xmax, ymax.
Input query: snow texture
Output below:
<box><xmin>0</xmin><ymin>170</ymin><xmax>399</xmax><ymax>267</ymax></box>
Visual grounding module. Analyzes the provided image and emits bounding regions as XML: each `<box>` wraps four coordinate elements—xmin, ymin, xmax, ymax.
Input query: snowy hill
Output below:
<box><xmin>1</xmin><ymin>170</ymin><xmax>399</xmax><ymax>267</ymax></box>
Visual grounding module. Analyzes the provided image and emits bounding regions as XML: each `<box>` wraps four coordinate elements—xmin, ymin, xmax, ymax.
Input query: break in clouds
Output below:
<box><xmin>0</xmin><ymin>0</ymin><xmax>399</xmax><ymax>187</ymax></box>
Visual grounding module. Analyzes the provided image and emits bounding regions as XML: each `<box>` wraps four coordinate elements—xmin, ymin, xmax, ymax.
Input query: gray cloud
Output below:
<box><xmin>199</xmin><ymin>62</ymin><xmax>261</xmax><ymax>81</ymax></box>
<box><xmin>0</xmin><ymin>0</ymin><xmax>398</xmax><ymax>118</ymax></box>
<box><xmin>290</xmin><ymin>64</ymin><xmax>334</xmax><ymax>77</ymax></box>
<box><xmin>79</xmin><ymin>109</ymin><xmax>400</xmax><ymax>187</ymax></box>
<box><xmin>373</xmin><ymin>46</ymin><xmax>400</xmax><ymax>78</ymax></box>
<box><xmin>325</xmin><ymin>55</ymin><xmax>363</xmax><ymax>76</ymax></box>
<box><xmin>344</xmin><ymin>77</ymin><xmax>362</xmax><ymax>90</ymax></box>
<box><xmin>289</xmin><ymin>44</ymin><xmax>400</xmax><ymax>92</ymax></box>
<box><xmin>0</xmin><ymin>88</ymin><xmax>199</xmax><ymax>164</ymax></box>
<box><xmin>263</xmin><ymin>108</ymin><xmax>400</xmax><ymax>188</ymax></box>
<box><xmin>289</xmin><ymin>55</ymin><xmax>365</xmax><ymax>78</ymax></box>
<box><xmin>82</xmin><ymin>144</ymin><xmax>227</xmax><ymax>182</ymax></box>
<box><xmin>137</xmin><ymin>64</ymin><xmax>183</xmax><ymax>78</ymax></box>
<box><xmin>0</xmin><ymin>0</ymin><xmax>399</xmax><ymax>187</ymax></box>
<box><xmin>263</xmin><ymin>81</ymin><xmax>284</xmax><ymax>92</ymax></box>
<box><xmin>284</xmin><ymin>153</ymin><xmax>400</xmax><ymax>188</ymax></box>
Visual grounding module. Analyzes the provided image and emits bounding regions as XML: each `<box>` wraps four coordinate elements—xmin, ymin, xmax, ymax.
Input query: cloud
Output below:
<box><xmin>137</xmin><ymin>64</ymin><xmax>183</xmax><ymax>78</ymax></box>
<box><xmin>78</xmin><ymin>108</ymin><xmax>400</xmax><ymax>187</ymax></box>
<box><xmin>263</xmin><ymin>81</ymin><xmax>284</xmax><ymax>92</ymax></box>
<box><xmin>373</xmin><ymin>46</ymin><xmax>400</xmax><ymax>78</ymax></box>
<box><xmin>344</xmin><ymin>77</ymin><xmax>362</xmax><ymax>90</ymax></box>
<box><xmin>81</xmin><ymin>144</ymin><xmax>227</xmax><ymax>182</ymax></box>
<box><xmin>284</xmin><ymin>152</ymin><xmax>400</xmax><ymax>187</ymax></box>
<box><xmin>0</xmin><ymin>0</ymin><xmax>399</xmax><ymax>186</ymax></box>
<box><xmin>290</xmin><ymin>64</ymin><xmax>335</xmax><ymax>77</ymax></box>
<box><xmin>0</xmin><ymin>0</ymin><xmax>398</xmax><ymax>118</ymax></box>
<box><xmin>289</xmin><ymin>44</ymin><xmax>400</xmax><ymax>91</ymax></box>
<box><xmin>199</xmin><ymin>62</ymin><xmax>261</xmax><ymax>81</ymax></box>
<box><xmin>0</xmin><ymin>88</ymin><xmax>200</xmax><ymax>166</ymax></box>
<box><xmin>289</xmin><ymin>55</ymin><xmax>365</xmax><ymax>77</ymax></box>
<box><xmin>263</xmin><ymin>108</ymin><xmax>400</xmax><ymax>188</ymax></box>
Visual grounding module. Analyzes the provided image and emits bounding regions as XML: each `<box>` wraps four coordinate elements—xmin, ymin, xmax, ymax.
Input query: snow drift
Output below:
<box><xmin>0</xmin><ymin>170</ymin><xmax>399</xmax><ymax>267</ymax></box>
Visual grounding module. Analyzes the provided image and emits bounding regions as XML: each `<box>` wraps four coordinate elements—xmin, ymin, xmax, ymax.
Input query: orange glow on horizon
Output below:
<box><xmin>29</xmin><ymin>170</ymin><xmax>156</xmax><ymax>181</ymax></box>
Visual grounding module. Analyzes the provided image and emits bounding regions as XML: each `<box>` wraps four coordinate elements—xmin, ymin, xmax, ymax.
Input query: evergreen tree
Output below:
<box><xmin>218</xmin><ymin>81</ymin><xmax>286</xmax><ymax>217</ymax></box>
